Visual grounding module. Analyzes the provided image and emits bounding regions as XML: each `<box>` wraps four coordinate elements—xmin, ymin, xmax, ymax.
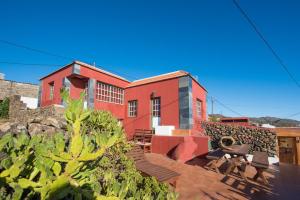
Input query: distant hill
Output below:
<box><xmin>250</xmin><ymin>117</ymin><xmax>300</xmax><ymax>127</ymax></box>
<box><xmin>208</xmin><ymin>114</ymin><xmax>300</xmax><ymax>127</ymax></box>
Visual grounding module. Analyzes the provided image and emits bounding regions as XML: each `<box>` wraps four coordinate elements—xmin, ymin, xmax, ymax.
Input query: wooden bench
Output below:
<box><xmin>127</xmin><ymin>145</ymin><xmax>180</xmax><ymax>186</ymax></box>
<box><xmin>251</xmin><ymin>151</ymin><xmax>269</xmax><ymax>184</ymax></box>
<box><xmin>206</xmin><ymin>149</ymin><xmax>225</xmax><ymax>174</ymax></box>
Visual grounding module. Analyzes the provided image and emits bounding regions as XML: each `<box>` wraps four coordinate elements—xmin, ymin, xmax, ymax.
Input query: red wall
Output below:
<box><xmin>69</xmin><ymin>77</ymin><xmax>86</xmax><ymax>99</ymax></box>
<box><xmin>40</xmin><ymin>63</ymin><xmax>207</xmax><ymax>138</ymax></box>
<box><xmin>80</xmin><ymin>66</ymin><xmax>129</xmax><ymax>120</ymax></box>
<box><xmin>40</xmin><ymin>64</ymin><xmax>130</xmax><ymax>120</ymax></box>
<box><xmin>80</xmin><ymin>66</ymin><xmax>128</xmax><ymax>88</ymax></box>
<box><xmin>124</xmin><ymin>78</ymin><xmax>179</xmax><ymax>139</ymax></box>
<box><xmin>192</xmin><ymin>79</ymin><xmax>207</xmax><ymax>133</ymax></box>
<box><xmin>40</xmin><ymin>66</ymin><xmax>73</xmax><ymax>106</ymax></box>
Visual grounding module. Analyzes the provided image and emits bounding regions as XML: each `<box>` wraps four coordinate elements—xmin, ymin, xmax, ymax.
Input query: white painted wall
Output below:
<box><xmin>20</xmin><ymin>96</ymin><xmax>38</xmax><ymax>109</ymax></box>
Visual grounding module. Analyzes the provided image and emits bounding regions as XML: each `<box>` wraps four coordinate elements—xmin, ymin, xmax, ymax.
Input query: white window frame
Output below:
<box><xmin>196</xmin><ymin>99</ymin><xmax>202</xmax><ymax>118</ymax></box>
<box><xmin>128</xmin><ymin>100</ymin><xmax>137</xmax><ymax>117</ymax></box>
<box><xmin>96</xmin><ymin>82</ymin><xmax>124</xmax><ymax>104</ymax></box>
<box><xmin>152</xmin><ymin>97</ymin><xmax>161</xmax><ymax>117</ymax></box>
<box><xmin>49</xmin><ymin>82</ymin><xmax>54</xmax><ymax>100</ymax></box>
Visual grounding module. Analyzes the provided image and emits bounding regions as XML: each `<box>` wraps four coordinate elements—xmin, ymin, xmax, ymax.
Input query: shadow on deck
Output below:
<box><xmin>145</xmin><ymin>153</ymin><xmax>300</xmax><ymax>200</ymax></box>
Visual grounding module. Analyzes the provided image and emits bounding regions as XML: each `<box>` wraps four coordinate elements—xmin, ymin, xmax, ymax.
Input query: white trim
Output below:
<box><xmin>131</xmin><ymin>70</ymin><xmax>187</xmax><ymax>83</ymax></box>
<box><xmin>40</xmin><ymin>60</ymin><xmax>129</xmax><ymax>82</ymax></box>
<box><xmin>75</xmin><ymin>61</ymin><xmax>129</xmax><ymax>82</ymax></box>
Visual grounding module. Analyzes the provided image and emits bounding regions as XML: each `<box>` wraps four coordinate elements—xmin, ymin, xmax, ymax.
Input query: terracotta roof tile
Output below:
<box><xmin>127</xmin><ymin>71</ymin><xmax>189</xmax><ymax>87</ymax></box>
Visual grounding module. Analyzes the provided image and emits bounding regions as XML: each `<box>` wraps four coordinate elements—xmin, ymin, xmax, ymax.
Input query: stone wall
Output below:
<box><xmin>202</xmin><ymin>122</ymin><xmax>277</xmax><ymax>156</ymax></box>
<box><xmin>9</xmin><ymin>95</ymin><xmax>64</xmax><ymax>123</ymax></box>
<box><xmin>0</xmin><ymin>95</ymin><xmax>66</xmax><ymax>136</ymax></box>
<box><xmin>0</xmin><ymin>79</ymin><xmax>39</xmax><ymax>100</ymax></box>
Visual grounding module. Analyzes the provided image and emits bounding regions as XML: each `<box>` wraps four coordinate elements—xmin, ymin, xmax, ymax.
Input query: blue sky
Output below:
<box><xmin>0</xmin><ymin>0</ymin><xmax>299</xmax><ymax>120</ymax></box>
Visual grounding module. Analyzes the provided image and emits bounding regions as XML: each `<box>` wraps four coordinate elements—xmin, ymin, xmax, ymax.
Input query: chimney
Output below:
<box><xmin>0</xmin><ymin>73</ymin><xmax>4</xmax><ymax>80</ymax></box>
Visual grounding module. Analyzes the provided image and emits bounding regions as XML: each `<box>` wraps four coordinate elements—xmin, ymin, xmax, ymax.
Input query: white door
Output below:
<box><xmin>151</xmin><ymin>97</ymin><xmax>161</xmax><ymax>128</ymax></box>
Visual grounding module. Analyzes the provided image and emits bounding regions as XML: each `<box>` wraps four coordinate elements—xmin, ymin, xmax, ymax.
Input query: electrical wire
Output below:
<box><xmin>232</xmin><ymin>0</ymin><xmax>300</xmax><ymax>88</ymax></box>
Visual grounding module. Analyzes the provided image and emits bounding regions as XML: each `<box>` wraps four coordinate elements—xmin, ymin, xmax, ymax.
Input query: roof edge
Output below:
<box><xmin>39</xmin><ymin>61</ymin><xmax>74</xmax><ymax>80</ymax></box>
<box><xmin>126</xmin><ymin>74</ymin><xmax>187</xmax><ymax>89</ymax></box>
<box><xmin>74</xmin><ymin>61</ymin><xmax>130</xmax><ymax>82</ymax></box>
<box><xmin>131</xmin><ymin>70</ymin><xmax>188</xmax><ymax>83</ymax></box>
<box><xmin>39</xmin><ymin>61</ymin><xmax>130</xmax><ymax>82</ymax></box>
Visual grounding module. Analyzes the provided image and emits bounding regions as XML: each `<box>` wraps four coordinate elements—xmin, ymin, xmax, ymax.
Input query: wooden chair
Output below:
<box><xmin>127</xmin><ymin>144</ymin><xmax>180</xmax><ymax>187</ymax></box>
<box><xmin>206</xmin><ymin>149</ymin><xmax>225</xmax><ymax>174</ymax></box>
<box><xmin>251</xmin><ymin>151</ymin><xmax>269</xmax><ymax>184</ymax></box>
<box><xmin>133</xmin><ymin>129</ymin><xmax>154</xmax><ymax>153</ymax></box>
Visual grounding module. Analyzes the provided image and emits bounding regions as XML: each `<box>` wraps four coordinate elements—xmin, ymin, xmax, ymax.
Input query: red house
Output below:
<box><xmin>39</xmin><ymin>61</ymin><xmax>207</xmax><ymax>138</ymax></box>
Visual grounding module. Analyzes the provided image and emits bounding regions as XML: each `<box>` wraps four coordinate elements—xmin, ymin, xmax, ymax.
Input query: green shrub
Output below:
<box><xmin>83</xmin><ymin>110</ymin><xmax>178</xmax><ymax>199</ymax></box>
<box><xmin>0</xmin><ymin>91</ymin><xmax>178</xmax><ymax>200</ymax></box>
<box><xmin>0</xmin><ymin>98</ymin><xmax>9</xmax><ymax>119</ymax></box>
<box><xmin>202</xmin><ymin>122</ymin><xmax>277</xmax><ymax>156</ymax></box>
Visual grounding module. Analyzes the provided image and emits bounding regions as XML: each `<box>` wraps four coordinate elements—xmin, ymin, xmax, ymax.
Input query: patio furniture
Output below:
<box><xmin>223</xmin><ymin>144</ymin><xmax>250</xmax><ymax>162</ymax></box>
<box><xmin>251</xmin><ymin>151</ymin><xmax>269</xmax><ymax>184</ymax></box>
<box><xmin>133</xmin><ymin>129</ymin><xmax>154</xmax><ymax>153</ymax></box>
<box><xmin>127</xmin><ymin>144</ymin><xmax>180</xmax><ymax>186</ymax></box>
<box><xmin>219</xmin><ymin>136</ymin><xmax>236</xmax><ymax>149</ymax></box>
<box><xmin>206</xmin><ymin>149</ymin><xmax>225</xmax><ymax>174</ymax></box>
<box><xmin>223</xmin><ymin>144</ymin><xmax>250</xmax><ymax>181</ymax></box>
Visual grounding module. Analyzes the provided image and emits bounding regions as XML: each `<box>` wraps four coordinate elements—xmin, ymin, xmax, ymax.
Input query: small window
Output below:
<box><xmin>49</xmin><ymin>82</ymin><xmax>54</xmax><ymax>100</ymax></box>
<box><xmin>152</xmin><ymin>97</ymin><xmax>161</xmax><ymax>117</ymax></box>
<box><xmin>128</xmin><ymin>100</ymin><xmax>137</xmax><ymax>117</ymax></box>
<box><xmin>196</xmin><ymin>99</ymin><xmax>202</xmax><ymax>118</ymax></box>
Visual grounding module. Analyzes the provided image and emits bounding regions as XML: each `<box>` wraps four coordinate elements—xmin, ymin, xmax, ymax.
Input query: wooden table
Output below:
<box><xmin>223</xmin><ymin>144</ymin><xmax>250</xmax><ymax>180</ymax></box>
<box><xmin>223</xmin><ymin>144</ymin><xmax>250</xmax><ymax>161</ymax></box>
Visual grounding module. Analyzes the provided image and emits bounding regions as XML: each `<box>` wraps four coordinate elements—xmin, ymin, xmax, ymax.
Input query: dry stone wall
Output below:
<box><xmin>0</xmin><ymin>95</ymin><xmax>67</xmax><ymax>137</ymax></box>
<box><xmin>202</xmin><ymin>122</ymin><xmax>277</xmax><ymax>156</ymax></box>
<box><xmin>0</xmin><ymin>79</ymin><xmax>39</xmax><ymax>100</ymax></box>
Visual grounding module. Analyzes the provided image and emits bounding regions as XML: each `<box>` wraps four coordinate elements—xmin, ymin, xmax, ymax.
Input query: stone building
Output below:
<box><xmin>0</xmin><ymin>73</ymin><xmax>39</xmax><ymax>108</ymax></box>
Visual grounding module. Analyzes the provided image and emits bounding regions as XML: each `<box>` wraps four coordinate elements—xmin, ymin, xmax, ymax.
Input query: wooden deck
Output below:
<box><xmin>145</xmin><ymin>153</ymin><xmax>300</xmax><ymax>200</ymax></box>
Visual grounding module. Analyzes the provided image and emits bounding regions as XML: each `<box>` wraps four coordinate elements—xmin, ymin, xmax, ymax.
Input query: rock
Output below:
<box><xmin>60</xmin><ymin>120</ymin><xmax>68</xmax><ymax>130</ymax></box>
<box><xmin>42</xmin><ymin>125</ymin><xmax>56</xmax><ymax>135</ymax></box>
<box><xmin>0</xmin><ymin>122</ymin><xmax>12</xmax><ymax>133</ymax></box>
<box><xmin>27</xmin><ymin>116</ymin><xmax>43</xmax><ymax>123</ymax></box>
<box><xmin>28</xmin><ymin>123</ymin><xmax>43</xmax><ymax>136</ymax></box>
<box><xmin>41</xmin><ymin>117</ymin><xmax>62</xmax><ymax>129</ymax></box>
<box><xmin>7</xmin><ymin>123</ymin><xmax>26</xmax><ymax>134</ymax></box>
<box><xmin>16</xmin><ymin>124</ymin><xmax>27</xmax><ymax>133</ymax></box>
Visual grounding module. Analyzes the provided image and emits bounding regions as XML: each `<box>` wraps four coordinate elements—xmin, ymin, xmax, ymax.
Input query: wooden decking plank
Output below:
<box><xmin>127</xmin><ymin>144</ymin><xmax>180</xmax><ymax>183</ymax></box>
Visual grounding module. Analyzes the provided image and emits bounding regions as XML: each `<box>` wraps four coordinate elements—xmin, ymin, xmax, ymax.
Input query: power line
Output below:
<box><xmin>0</xmin><ymin>39</ymin><xmax>138</xmax><ymax>80</ymax></box>
<box><xmin>208</xmin><ymin>96</ymin><xmax>243</xmax><ymax>117</ymax></box>
<box><xmin>0</xmin><ymin>40</ymin><xmax>244</xmax><ymax>113</ymax></box>
<box><xmin>0</xmin><ymin>60</ymin><xmax>137</xmax><ymax>81</ymax></box>
<box><xmin>273</xmin><ymin>111</ymin><xmax>300</xmax><ymax>123</ymax></box>
<box><xmin>0</xmin><ymin>39</ymin><xmax>75</xmax><ymax>61</ymax></box>
<box><xmin>209</xmin><ymin>95</ymin><xmax>243</xmax><ymax>116</ymax></box>
<box><xmin>287</xmin><ymin>111</ymin><xmax>300</xmax><ymax>118</ymax></box>
<box><xmin>232</xmin><ymin>0</ymin><xmax>300</xmax><ymax>89</ymax></box>
<box><xmin>0</xmin><ymin>61</ymin><xmax>62</xmax><ymax>66</ymax></box>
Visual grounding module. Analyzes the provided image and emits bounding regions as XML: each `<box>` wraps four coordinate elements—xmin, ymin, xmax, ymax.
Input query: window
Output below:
<box><xmin>196</xmin><ymin>99</ymin><xmax>202</xmax><ymax>118</ymax></box>
<box><xmin>84</xmin><ymin>82</ymin><xmax>88</xmax><ymax>100</ymax></box>
<box><xmin>128</xmin><ymin>100</ymin><xmax>137</xmax><ymax>117</ymax></box>
<box><xmin>152</xmin><ymin>97</ymin><xmax>161</xmax><ymax>117</ymax></box>
<box><xmin>49</xmin><ymin>82</ymin><xmax>54</xmax><ymax>100</ymax></box>
<box><xmin>96</xmin><ymin>82</ymin><xmax>124</xmax><ymax>104</ymax></box>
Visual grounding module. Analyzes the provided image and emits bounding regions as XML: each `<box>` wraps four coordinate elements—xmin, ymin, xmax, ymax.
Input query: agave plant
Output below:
<box><xmin>0</xmin><ymin>90</ymin><xmax>121</xmax><ymax>199</ymax></box>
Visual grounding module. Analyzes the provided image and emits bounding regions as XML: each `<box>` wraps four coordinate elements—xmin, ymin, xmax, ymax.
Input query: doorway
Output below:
<box><xmin>278</xmin><ymin>137</ymin><xmax>297</xmax><ymax>164</ymax></box>
<box><xmin>151</xmin><ymin>97</ymin><xmax>161</xmax><ymax>128</ymax></box>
